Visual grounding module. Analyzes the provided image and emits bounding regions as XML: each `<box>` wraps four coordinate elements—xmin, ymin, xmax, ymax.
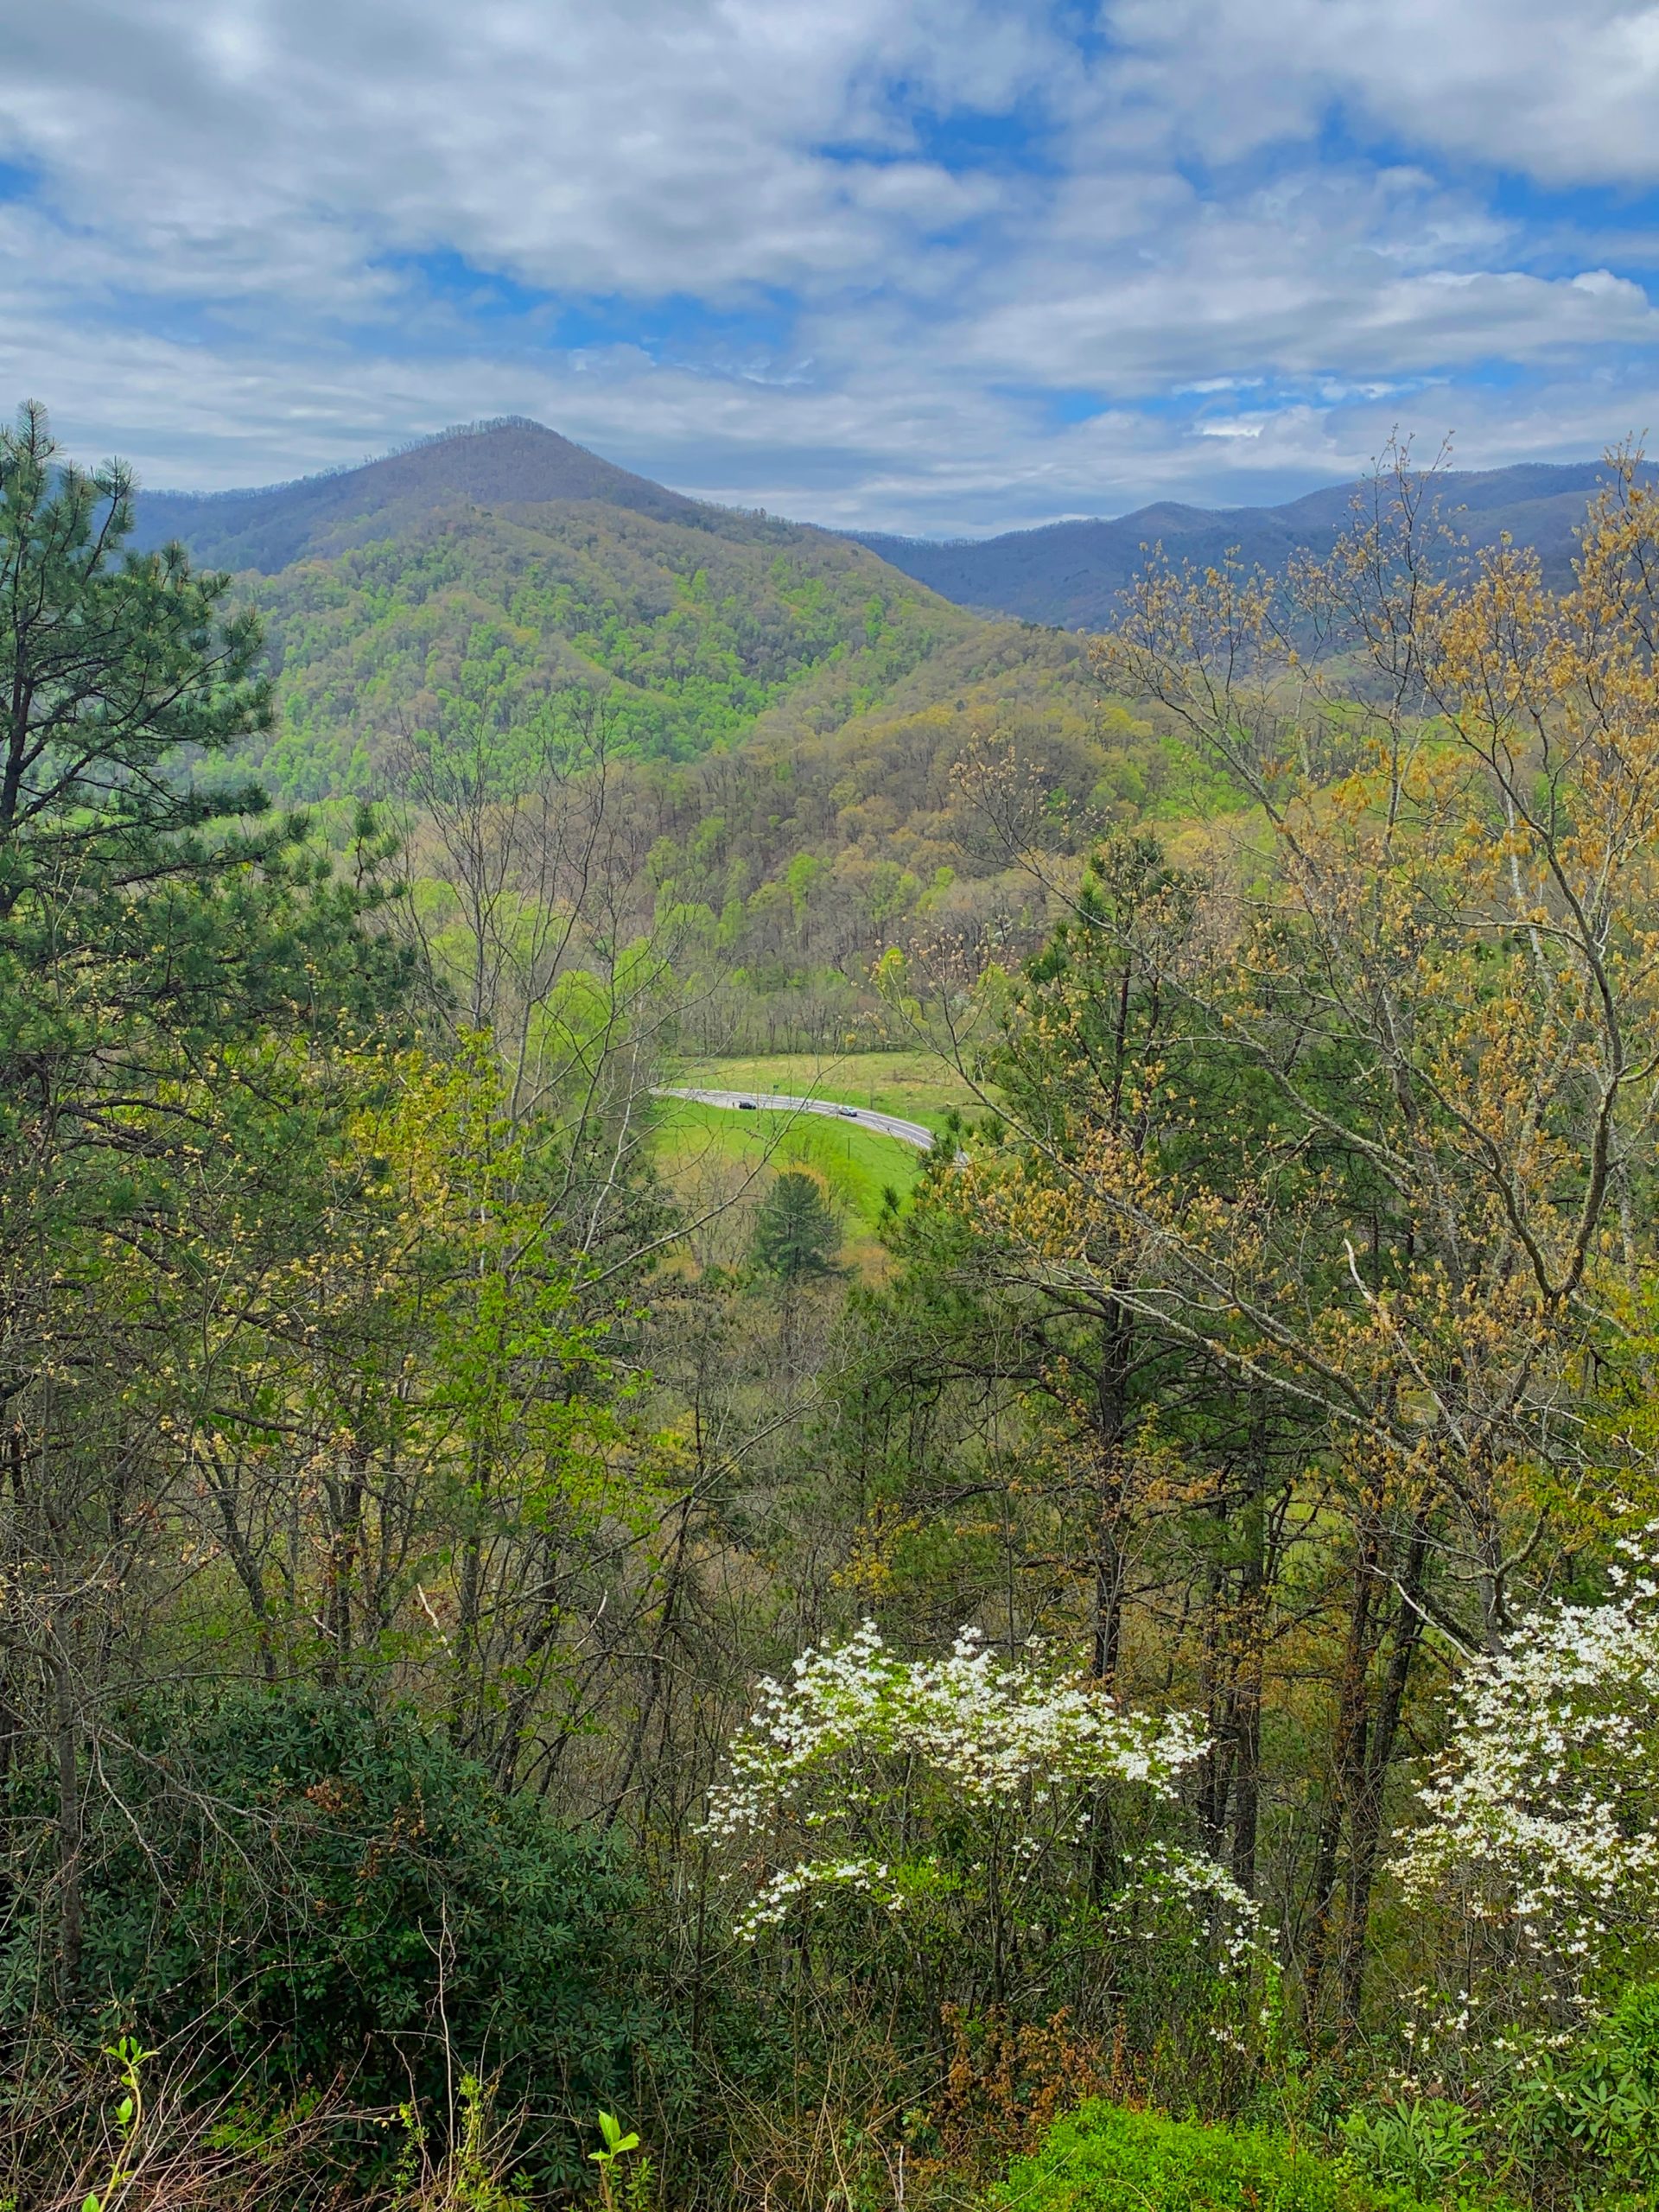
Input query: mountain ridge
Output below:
<box><xmin>130</xmin><ymin>416</ymin><xmax>728</xmax><ymax>574</ymax></box>
<box><xmin>133</xmin><ymin>428</ymin><xmax>982</xmax><ymax>798</ymax></box>
<box><xmin>131</xmin><ymin>418</ymin><xmax>1633</xmax><ymax>632</ymax></box>
<box><xmin>122</xmin><ymin>420</ymin><xmax>1648</xmax><ymax>811</ymax></box>
<box><xmin>853</xmin><ymin>460</ymin><xmax>1633</xmax><ymax>626</ymax></box>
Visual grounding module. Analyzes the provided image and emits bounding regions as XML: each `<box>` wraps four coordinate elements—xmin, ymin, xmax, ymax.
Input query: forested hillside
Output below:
<box><xmin>607</xmin><ymin>625</ymin><xmax>1243</xmax><ymax>1051</ymax></box>
<box><xmin>131</xmin><ymin>416</ymin><xmax>1164</xmax><ymax>1038</ymax></box>
<box><xmin>128</xmin><ymin>416</ymin><xmax>990</xmax><ymax>798</ymax></box>
<box><xmin>250</xmin><ymin>493</ymin><xmax>978</xmax><ymax>795</ymax></box>
<box><xmin>10</xmin><ymin>395</ymin><xmax>1659</xmax><ymax>2212</ymax></box>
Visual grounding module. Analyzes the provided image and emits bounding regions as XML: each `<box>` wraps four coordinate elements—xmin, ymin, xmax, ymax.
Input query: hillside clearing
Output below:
<box><xmin>649</xmin><ymin>1090</ymin><xmax>930</xmax><ymax>1236</ymax></box>
<box><xmin>671</xmin><ymin>1049</ymin><xmax>986</xmax><ymax>1129</ymax></box>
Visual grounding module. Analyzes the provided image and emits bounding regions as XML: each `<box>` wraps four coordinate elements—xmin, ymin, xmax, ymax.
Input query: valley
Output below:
<box><xmin>9</xmin><ymin>4</ymin><xmax>1658</xmax><ymax>2204</ymax></box>
<box><xmin>9</xmin><ymin>395</ymin><xmax>1659</xmax><ymax>2212</ymax></box>
<box><xmin>649</xmin><ymin>1048</ymin><xmax>976</xmax><ymax>1249</ymax></box>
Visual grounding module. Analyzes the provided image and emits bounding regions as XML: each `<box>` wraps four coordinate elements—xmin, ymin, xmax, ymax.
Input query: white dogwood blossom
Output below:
<box><xmin>1394</xmin><ymin>1535</ymin><xmax>1659</xmax><ymax>1983</ymax></box>
<box><xmin>705</xmin><ymin>1622</ymin><xmax>1257</xmax><ymax>1959</ymax></box>
<box><xmin>706</xmin><ymin>1622</ymin><xmax>1205</xmax><ymax>1830</ymax></box>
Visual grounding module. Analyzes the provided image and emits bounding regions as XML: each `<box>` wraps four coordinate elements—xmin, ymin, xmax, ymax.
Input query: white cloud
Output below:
<box><xmin>0</xmin><ymin>0</ymin><xmax>1656</xmax><ymax>528</ymax></box>
<box><xmin>0</xmin><ymin>0</ymin><xmax>1053</xmax><ymax>302</ymax></box>
<box><xmin>1098</xmin><ymin>0</ymin><xmax>1659</xmax><ymax>184</ymax></box>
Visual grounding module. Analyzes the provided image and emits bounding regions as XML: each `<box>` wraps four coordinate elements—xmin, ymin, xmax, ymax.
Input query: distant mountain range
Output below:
<box><xmin>131</xmin><ymin>424</ymin><xmax>1635</xmax><ymax>635</ymax></box>
<box><xmin>854</xmin><ymin>462</ymin><xmax>1634</xmax><ymax>627</ymax></box>
<box><xmin>109</xmin><ymin>419</ymin><xmax>1646</xmax><ymax>986</ymax></box>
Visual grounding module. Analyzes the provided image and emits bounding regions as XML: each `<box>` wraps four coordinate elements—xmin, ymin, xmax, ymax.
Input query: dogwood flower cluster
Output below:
<box><xmin>1129</xmin><ymin>1837</ymin><xmax>1262</xmax><ymax>1973</ymax></box>
<box><xmin>1393</xmin><ymin>1534</ymin><xmax>1659</xmax><ymax>1981</ymax></box>
<box><xmin>705</xmin><ymin>1621</ymin><xmax>1250</xmax><ymax>1951</ymax></box>
<box><xmin>708</xmin><ymin>1622</ymin><xmax>1205</xmax><ymax>1830</ymax></box>
<box><xmin>740</xmin><ymin>1856</ymin><xmax>908</xmax><ymax>1933</ymax></box>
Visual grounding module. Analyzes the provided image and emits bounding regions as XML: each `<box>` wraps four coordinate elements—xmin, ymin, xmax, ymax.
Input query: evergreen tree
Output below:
<box><xmin>751</xmin><ymin>1167</ymin><xmax>842</xmax><ymax>1281</ymax></box>
<box><xmin>0</xmin><ymin>402</ymin><xmax>414</xmax><ymax>2000</ymax></box>
<box><xmin>0</xmin><ymin>397</ymin><xmax>271</xmax><ymax>901</ymax></box>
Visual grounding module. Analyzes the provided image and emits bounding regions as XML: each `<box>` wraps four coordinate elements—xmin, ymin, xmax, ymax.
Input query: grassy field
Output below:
<box><xmin>651</xmin><ymin>1091</ymin><xmax>929</xmax><ymax>1231</ymax></box>
<box><xmin>671</xmin><ymin>1048</ymin><xmax>985</xmax><ymax>1133</ymax></box>
<box><xmin>650</xmin><ymin>1052</ymin><xmax>984</xmax><ymax>1267</ymax></box>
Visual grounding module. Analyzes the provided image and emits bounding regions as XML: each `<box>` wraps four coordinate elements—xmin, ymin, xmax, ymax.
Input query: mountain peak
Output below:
<box><xmin>130</xmin><ymin>415</ymin><xmax>706</xmax><ymax>573</ymax></box>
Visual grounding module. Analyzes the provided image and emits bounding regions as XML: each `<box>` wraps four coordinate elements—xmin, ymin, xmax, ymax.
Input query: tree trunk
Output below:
<box><xmin>1302</xmin><ymin>1518</ymin><xmax>1378</xmax><ymax>2032</ymax></box>
<box><xmin>1230</xmin><ymin>1395</ymin><xmax>1270</xmax><ymax>1899</ymax></box>
<box><xmin>1338</xmin><ymin>1510</ymin><xmax>1429</xmax><ymax>2030</ymax></box>
<box><xmin>1088</xmin><ymin>1299</ymin><xmax>1134</xmax><ymax>1906</ymax></box>
<box><xmin>54</xmin><ymin>1641</ymin><xmax>80</xmax><ymax>1993</ymax></box>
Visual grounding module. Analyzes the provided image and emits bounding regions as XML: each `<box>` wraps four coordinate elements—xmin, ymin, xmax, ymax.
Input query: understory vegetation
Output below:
<box><xmin>7</xmin><ymin>400</ymin><xmax>1659</xmax><ymax>2209</ymax></box>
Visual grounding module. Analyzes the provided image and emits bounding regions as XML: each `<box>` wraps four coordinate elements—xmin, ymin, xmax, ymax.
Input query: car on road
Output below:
<box><xmin>838</xmin><ymin>1107</ymin><xmax>859</xmax><ymax>1119</ymax></box>
<box><xmin>737</xmin><ymin>1098</ymin><xmax>756</xmax><ymax>1109</ymax></box>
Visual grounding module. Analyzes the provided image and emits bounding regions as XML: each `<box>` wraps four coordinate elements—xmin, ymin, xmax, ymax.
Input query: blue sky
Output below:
<box><xmin>4</xmin><ymin>0</ymin><xmax>1659</xmax><ymax>533</ymax></box>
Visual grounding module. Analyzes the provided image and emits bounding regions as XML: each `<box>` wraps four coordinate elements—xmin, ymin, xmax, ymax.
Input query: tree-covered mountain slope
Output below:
<box><xmin>131</xmin><ymin>429</ymin><xmax>989</xmax><ymax>797</ymax></box>
<box><xmin>253</xmin><ymin>500</ymin><xmax>981</xmax><ymax>795</ymax></box>
<box><xmin>855</xmin><ymin>459</ymin><xmax>1638</xmax><ymax>626</ymax></box>
<box><xmin>134</xmin><ymin>419</ymin><xmax>1640</xmax><ymax>805</ymax></box>
<box><xmin>559</xmin><ymin>624</ymin><xmax>1243</xmax><ymax>1058</ymax></box>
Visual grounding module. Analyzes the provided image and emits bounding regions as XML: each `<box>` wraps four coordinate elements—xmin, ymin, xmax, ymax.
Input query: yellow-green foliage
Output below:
<box><xmin>245</xmin><ymin>500</ymin><xmax>981</xmax><ymax>796</ymax></box>
<box><xmin>994</xmin><ymin>2104</ymin><xmax>1432</xmax><ymax>2212</ymax></box>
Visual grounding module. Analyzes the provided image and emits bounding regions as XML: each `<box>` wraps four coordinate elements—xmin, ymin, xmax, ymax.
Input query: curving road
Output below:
<box><xmin>653</xmin><ymin>1086</ymin><xmax>938</xmax><ymax>1152</ymax></box>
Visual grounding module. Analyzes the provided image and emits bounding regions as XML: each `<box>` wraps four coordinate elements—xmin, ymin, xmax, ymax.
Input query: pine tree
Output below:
<box><xmin>0</xmin><ymin>401</ymin><xmax>413</xmax><ymax>1992</ymax></box>
<box><xmin>751</xmin><ymin>1168</ymin><xmax>842</xmax><ymax>1281</ymax></box>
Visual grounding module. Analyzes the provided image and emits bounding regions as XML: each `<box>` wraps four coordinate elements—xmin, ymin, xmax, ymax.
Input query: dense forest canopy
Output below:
<box><xmin>250</xmin><ymin>495</ymin><xmax>978</xmax><ymax>794</ymax></box>
<box><xmin>138</xmin><ymin>429</ymin><xmax>1252</xmax><ymax>1060</ymax></box>
<box><xmin>7</xmin><ymin>398</ymin><xmax>1659</xmax><ymax>2212</ymax></box>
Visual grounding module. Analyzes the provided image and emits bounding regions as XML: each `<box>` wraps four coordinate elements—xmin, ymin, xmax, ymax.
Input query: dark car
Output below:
<box><xmin>737</xmin><ymin>1098</ymin><xmax>756</xmax><ymax>1109</ymax></box>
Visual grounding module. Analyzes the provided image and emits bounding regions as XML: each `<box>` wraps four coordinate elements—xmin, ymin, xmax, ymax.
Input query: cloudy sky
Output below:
<box><xmin>4</xmin><ymin>0</ymin><xmax>1659</xmax><ymax>531</ymax></box>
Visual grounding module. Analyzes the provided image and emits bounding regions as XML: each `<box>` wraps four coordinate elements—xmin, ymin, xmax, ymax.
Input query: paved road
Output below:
<box><xmin>653</xmin><ymin>1086</ymin><xmax>938</xmax><ymax>1152</ymax></box>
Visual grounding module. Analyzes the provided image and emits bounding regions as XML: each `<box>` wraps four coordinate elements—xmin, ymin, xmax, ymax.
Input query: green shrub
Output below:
<box><xmin>1340</xmin><ymin>2100</ymin><xmax>1483</xmax><ymax>2200</ymax></box>
<box><xmin>1503</xmin><ymin>1981</ymin><xmax>1659</xmax><ymax>2200</ymax></box>
<box><xmin>990</xmin><ymin>2101</ymin><xmax>1428</xmax><ymax>2212</ymax></box>
<box><xmin>4</xmin><ymin>1688</ymin><xmax>671</xmax><ymax>2184</ymax></box>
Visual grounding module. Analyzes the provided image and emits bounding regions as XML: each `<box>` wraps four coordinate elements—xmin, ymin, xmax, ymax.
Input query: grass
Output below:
<box><xmin>651</xmin><ymin>1092</ymin><xmax>928</xmax><ymax>1230</ymax></box>
<box><xmin>650</xmin><ymin>1051</ymin><xmax>982</xmax><ymax>1269</ymax></box>
<box><xmin>671</xmin><ymin>1048</ymin><xmax>986</xmax><ymax>1133</ymax></box>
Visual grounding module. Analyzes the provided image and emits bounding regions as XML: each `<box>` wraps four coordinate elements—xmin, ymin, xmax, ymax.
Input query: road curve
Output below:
<box><xmin>653</xmin><ymin>1086</ymin><xmax>938</xmax><ymax>1152</ymax></box>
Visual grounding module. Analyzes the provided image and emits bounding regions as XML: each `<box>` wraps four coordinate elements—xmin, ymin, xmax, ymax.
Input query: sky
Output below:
<box><xmin>4</xmin><ymin>0</ymin><xmax>1659</xmax><ymax>535</ymax></box>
